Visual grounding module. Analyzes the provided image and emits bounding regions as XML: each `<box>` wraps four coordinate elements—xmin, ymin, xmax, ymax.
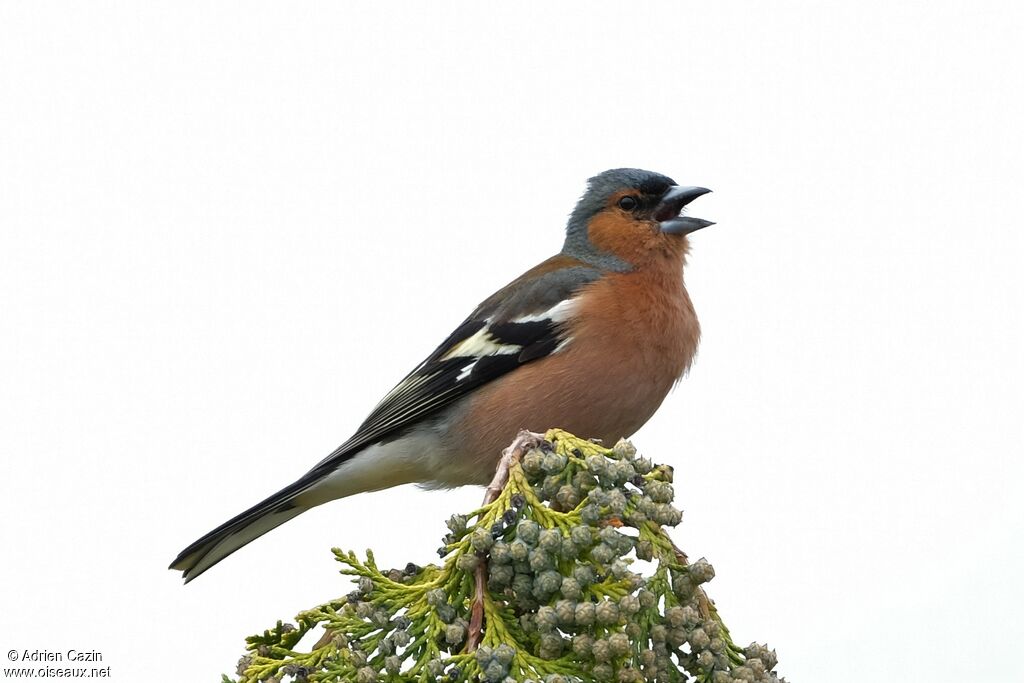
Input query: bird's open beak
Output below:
<box><xmin>655</xmin><ymin>186</ymin><xmax>714</xmax><ymax>235</ymax></box>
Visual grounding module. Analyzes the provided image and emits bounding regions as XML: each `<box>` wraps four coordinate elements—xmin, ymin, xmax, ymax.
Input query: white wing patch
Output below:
<box><xmin>513</xmin><ymin>298</ymin><xmax>579</xmax><ymax>324</ymax></box>
<box><xmin>455</xmin><ymin>361</ymin><xmax>477</xmax><ymax>381</ymax></box>
<box><xmin>309</xmin><ymin>281</ymin><xmax>592</xmax><ymax>469</ymax></box>
<box><xmin>441</xmin><ymin>298</ymin><xmax>579</xmax><ymax>365</ymax></box>
<box><xmin>441</xmin><ymin>319</ymin><xmax>522</xmax><ymax>360</ymax></box>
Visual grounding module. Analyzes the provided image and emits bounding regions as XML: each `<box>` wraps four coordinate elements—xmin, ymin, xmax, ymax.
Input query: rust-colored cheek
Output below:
<box><xmin>586</xmin><ymin>212</ymin><xmax>651</xmax><ymax>264</ymax></box>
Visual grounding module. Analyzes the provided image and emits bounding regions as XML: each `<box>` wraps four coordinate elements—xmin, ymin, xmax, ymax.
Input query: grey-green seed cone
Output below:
<box><xmin>228</xmin><ymin>430</ymin><xmax>787</xmax><ymax>683</ymax></box>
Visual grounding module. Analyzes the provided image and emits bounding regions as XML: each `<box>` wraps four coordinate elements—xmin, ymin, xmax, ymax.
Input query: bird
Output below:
<box><xmin>170</xmin><ymin>168</ymin><xmax>713</xmax><ymax>582</ymax></box>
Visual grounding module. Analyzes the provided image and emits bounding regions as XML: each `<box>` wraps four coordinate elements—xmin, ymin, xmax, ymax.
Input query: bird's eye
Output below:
<box><xmin>617</xmin><ymin>196</ymin><xmax>639</xmax><ymax>211</ymax></box>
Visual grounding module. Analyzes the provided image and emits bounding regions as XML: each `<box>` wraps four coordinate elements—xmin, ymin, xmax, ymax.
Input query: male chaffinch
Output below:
<box><xmin>170</xmin><ymin>168</ymin><xmax>713</xmax><ymax>582</ymax></box>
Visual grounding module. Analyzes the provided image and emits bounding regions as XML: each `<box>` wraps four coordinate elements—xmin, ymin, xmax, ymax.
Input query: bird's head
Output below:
<box><xmin>563</xmin><ymin>168</ymin><xmax>713</xmax><ymax>271</ymax></box>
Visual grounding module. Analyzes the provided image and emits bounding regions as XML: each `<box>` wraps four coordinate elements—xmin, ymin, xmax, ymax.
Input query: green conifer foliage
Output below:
<box><xmin>227</xmin><ymin>430</ymin><xmax>784</xmax><ymax>683</ymax></box>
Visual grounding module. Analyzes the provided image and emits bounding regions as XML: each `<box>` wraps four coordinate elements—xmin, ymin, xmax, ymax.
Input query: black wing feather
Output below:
<box><xmin>307</xmin><ymin>262</ymin><xmax>601</xmax><ymax>475</ymax></box>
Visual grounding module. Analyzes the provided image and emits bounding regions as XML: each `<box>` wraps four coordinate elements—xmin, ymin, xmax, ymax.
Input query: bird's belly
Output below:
<box><xmin>444</xmin><ymin>336</ymin><xmax>687</xmax><ymax>485</ymax></box>
<box><xmin>297</xmin><ymin>427</ymin><xmax>453</xmax><ymax>506</ymax></box>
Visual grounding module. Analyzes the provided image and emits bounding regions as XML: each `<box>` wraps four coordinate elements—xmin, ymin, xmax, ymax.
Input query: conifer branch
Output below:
<box><xmin>227</xmin><ymin>430</ymin><xmax>786</xmax><ymax>683</ymax></box>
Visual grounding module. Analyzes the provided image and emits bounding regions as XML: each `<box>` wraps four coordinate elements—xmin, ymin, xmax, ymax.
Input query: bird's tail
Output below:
<box><xmin>169</xmin><ymin>481</ymin><xmax>309</xmax><ymax>582</ymax></box>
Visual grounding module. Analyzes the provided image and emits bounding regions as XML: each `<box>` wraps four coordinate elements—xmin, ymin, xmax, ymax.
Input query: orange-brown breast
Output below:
<box><xmin>447</xmin><ymin>244</ymin><xmax>700</xmax><ymax>482</ymax></box>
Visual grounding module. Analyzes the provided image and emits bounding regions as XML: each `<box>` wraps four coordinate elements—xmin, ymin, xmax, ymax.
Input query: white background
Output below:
<box><xmin>2</xmin><ymin>3</ymin><xmax>1022</xmax><ymax>682</ymax></box>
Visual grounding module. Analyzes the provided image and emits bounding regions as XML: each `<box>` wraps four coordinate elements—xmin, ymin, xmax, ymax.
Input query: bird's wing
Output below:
<box><xmin>310</xmin><ymin>260</ymin><xmax>601</xmax><ymax>473</ymax></box>
<box><xmin>168</xmin><ymin>259</ymin><xmax>601</xmax><ymax>582</ymax></box>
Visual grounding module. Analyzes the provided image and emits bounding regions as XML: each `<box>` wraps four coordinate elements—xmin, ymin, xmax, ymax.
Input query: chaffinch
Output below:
<box><xmin>170</xmin><ymin>168</ymin><xmax>713</xmax><ymax>582</ymax></box>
